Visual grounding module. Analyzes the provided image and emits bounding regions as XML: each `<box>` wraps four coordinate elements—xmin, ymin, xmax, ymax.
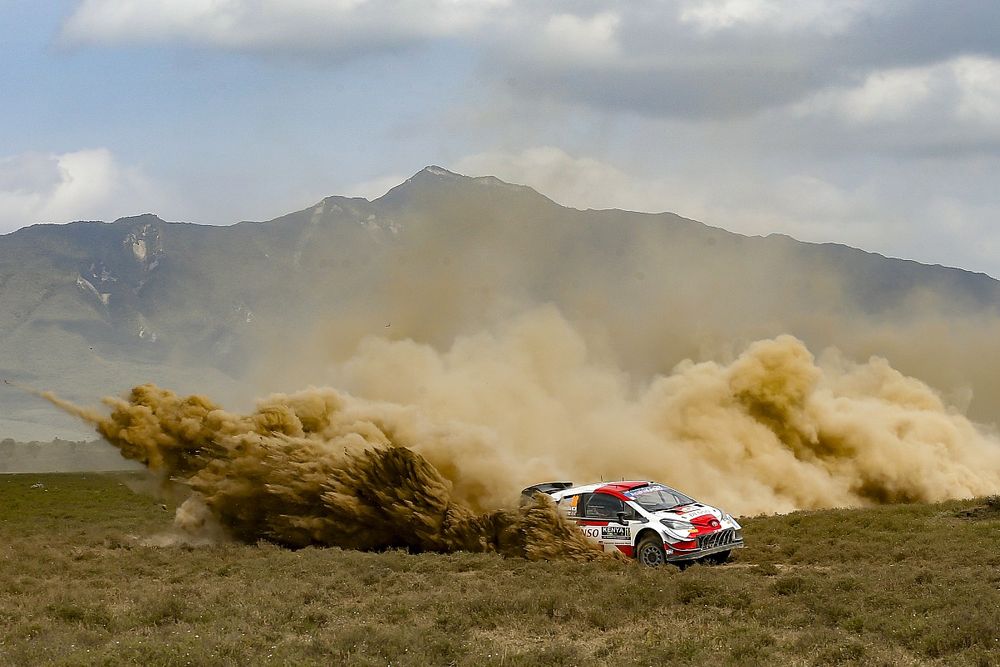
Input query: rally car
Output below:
<box><xmin>522</xmin><ymin>480</ymin><xmax>743</xmax><ymax>566</ymax></box>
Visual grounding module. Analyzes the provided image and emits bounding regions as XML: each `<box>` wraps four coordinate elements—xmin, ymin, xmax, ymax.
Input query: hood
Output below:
<box><xmin>651</xmin><ymin>503</ymin><xmax>723</xmax><ymax>525</ymax></box>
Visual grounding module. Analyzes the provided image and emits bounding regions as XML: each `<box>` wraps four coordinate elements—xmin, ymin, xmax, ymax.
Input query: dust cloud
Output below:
<box><xmin>49</xmin><ymin>307</ymin><xmax>1000</xmax><ymax>556</ymax></box>
<box><xmin>45</xmin><ymin>382</ymin><xmax>612</xmax><ymax>560</ymax></box>
<box><xmin>328</xmin><ymin>308</ymin><xmax>1000</xmax><ymax>514</ymax></box>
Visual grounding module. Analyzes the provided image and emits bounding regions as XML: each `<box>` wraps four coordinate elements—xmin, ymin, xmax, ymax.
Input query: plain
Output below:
<box><xmin>1</xmin><ymin>473</ymin><xmax>998</xmax><ymax>666</ymax></box>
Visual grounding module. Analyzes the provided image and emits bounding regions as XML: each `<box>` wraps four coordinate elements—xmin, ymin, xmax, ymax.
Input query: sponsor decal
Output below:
<box><xmin>677</xmin><ymin>506</ymin><xmax>708</xmax><ymax>519</ymax></box>
<box><xmin>582</xmin><ymin>526</ymin><xmax>602</xmax><ymax>539</ymax></box>
<box><xmin>624</xmin><ymin>485</ymin><xmax>665</xmax><ymax>498</ymax></box>
<box><xmin>558</xmin><ymin>495</ymin><xmax>580</xmax><ymax>517</ymax></box>
<box><xmin>600</xmin><ymin>525</ymin><xmax>629</xmax><ymax>540</ymax></box>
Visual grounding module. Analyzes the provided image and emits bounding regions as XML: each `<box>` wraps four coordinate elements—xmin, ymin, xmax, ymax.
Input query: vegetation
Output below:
<box><xmin>1</xmin><ymin>473</ymin><xmax>998</xmax><ymax>666</ymax></box>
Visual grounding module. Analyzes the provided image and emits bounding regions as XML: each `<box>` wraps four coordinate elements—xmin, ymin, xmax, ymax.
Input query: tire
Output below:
<box><xmin>636</xmin><ymin>534</ymin><xmax>667</xmax><ymax>567</ymax></box>
<box><xmin>706</xmin><ymin>549</ymin><xmax>731</xmax><ymax>565</ymax></box>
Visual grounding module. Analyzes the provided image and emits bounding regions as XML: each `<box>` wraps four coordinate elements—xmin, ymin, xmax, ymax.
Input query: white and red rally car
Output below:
<box><xmin>523</xmin><ymin>480</ymin><xmax>744</xmax><ymax>566</ymax></box>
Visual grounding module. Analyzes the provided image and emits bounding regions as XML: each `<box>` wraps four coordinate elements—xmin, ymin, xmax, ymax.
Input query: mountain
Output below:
<box><xmin>2</xmin><ymin>166</ymin><xmax>999</xmax><ymax>440</ymax></box>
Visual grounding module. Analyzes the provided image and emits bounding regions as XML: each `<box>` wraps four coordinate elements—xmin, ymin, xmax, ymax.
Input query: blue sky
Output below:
<box><xmin>4</xmin><ymin>1</ymin><xmax>1000</xmax><ymax>276</ymax></box>
<box><xmin>1</xmin><ymin>1</ymin><xmax>478</xmax><ymax>222</ymax></box>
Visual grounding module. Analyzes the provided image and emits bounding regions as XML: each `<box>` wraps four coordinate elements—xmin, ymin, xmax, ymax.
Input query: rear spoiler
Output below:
<box><xmin>520</xmin><ymin>481</ymin><xmax>574</xmax><ymax>502</ymax></box>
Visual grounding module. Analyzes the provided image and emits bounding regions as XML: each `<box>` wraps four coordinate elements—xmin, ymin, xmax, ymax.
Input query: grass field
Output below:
<box><xmin>1</xmin><ymin>473</ymin><xmax>999</xmax><ymax>666</ymax></box>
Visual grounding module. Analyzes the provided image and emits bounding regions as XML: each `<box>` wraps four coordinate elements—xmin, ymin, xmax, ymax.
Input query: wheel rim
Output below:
<box><xmin>639</xmin><ymin>544</ymin><xmax>664</xmax><ymax>566</ymax></box>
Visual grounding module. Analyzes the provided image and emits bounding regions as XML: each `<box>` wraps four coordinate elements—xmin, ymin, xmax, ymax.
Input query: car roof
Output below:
<box><xmin>551</xmin><ymin>480</ymin><xmax>654</xmax><ymax>501</ymax></box>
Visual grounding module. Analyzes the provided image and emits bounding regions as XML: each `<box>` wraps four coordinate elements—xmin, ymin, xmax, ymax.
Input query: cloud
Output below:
<box><xmin>62</xmin><ymin>0</ymin><xmax>508</xmax><ymax>56</ymax></box>
<box><xmin>779</xmin><ymin>56</ymin><xmax>1000</xmax><ymax>157</ymax></box>
<box><xmin>678</xmin><ymin>0</ymin><xmax>877</xmax><ymax>34</ymax></box>
<box><xmin>499</xmin><ymin>1</ymin><xmax>1000</xmax><ymax>120</ymax></box>
<box><xmin>51</xmin><ymin>1</ymin><xmax>1000</xmax><ymax>276</ymax></box>
<box><xmin>798</xmin><ymin>67</ymin><xmax>938</xmax><ymax>125</ymax></box>
<box><xmin>536</xmin><ymin>11</ymin><xmax>621</xmax><ymax>64</ymax></box>
<box><xmin>0</xmin><ymin>148</ymin><xmax>161</xmax><ymax>233</ymax></box>
<box><xmin>62</xmin><ymin>1</ymin><xmax>1000</xmax><ymax>122</ymax></box>
<box><xmin>795</xmin><ymin>56</ymin><xmax>1000</xmax><ymax>128</ymax></box>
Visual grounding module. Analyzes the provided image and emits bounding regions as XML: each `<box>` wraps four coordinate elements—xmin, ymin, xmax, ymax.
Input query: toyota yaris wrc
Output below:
<box><xmin>523</xmin><ymin>480</ymin><xmax>744</xmax><ymax>566</ymax></box>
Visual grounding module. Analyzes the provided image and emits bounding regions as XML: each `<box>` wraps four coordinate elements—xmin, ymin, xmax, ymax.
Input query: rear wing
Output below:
<box><xmin>520</xmin><ymin>481</ymin><xmax>574</xmax><ymax>503</ymax></box>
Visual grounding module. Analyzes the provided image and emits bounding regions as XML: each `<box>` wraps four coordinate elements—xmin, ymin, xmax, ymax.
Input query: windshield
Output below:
<box><xmin>625</xmin><ymin>484</ymin><xmax>695</xmax><ymax>512</ymax></box>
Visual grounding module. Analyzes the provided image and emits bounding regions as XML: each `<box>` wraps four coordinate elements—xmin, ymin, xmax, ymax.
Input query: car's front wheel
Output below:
<box><xmin>637</xmin><ymin>534</ymin><xmax>667</xmax><ymax>567</ymax></box>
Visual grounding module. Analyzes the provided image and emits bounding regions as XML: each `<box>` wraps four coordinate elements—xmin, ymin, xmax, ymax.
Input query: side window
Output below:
<box><xmin>622</xmin><ymin>502</ymin><xmax>642</xmax><ymax>521</ymax></box>
<box><xmin>582</xmin><ymin>493</ymin><xmax>624</xmax><ymax>519</ymax></box>
<box><xmin>557</xmin><ymin>494</ymin><xmax>581</xmax><ymax>518</ymax></box>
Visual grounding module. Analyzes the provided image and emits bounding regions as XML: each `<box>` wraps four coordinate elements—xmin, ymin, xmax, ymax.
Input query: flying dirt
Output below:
<box><xmin>45</xmin><ymin>384</ymin><xmax>611</xmax><ymax>560</ymax></box>
<box><xmin>47</xmin><ymin>309</ymin><xmax>1000</xmax><ymax>556</ymax></box>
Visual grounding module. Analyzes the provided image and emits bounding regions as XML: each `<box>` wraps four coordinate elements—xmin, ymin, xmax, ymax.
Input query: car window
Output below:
<box><xmin>626</xmin><ymin>484</ymin><xmax>694</xmax><ymax>511</ymax></box>
<box><xmin>557</xmin><ymin>494</ymin><xmax>582</xmax><ymax>518</ymax></box>
<box><xmin>621</xmin><ymin>502</ymin><xmax>643</xmax><ymax>521</ymax></box>
<box><xmin>582</xmin><ymin>493</ymin><xmax>624</xmax><ymax>519</ymax></box>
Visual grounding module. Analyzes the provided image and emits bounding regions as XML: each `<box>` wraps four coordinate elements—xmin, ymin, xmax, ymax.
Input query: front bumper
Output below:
<box><xmin>665</xmin><ymin>526</ymin><xmax>744</xmax><ymax>561</ymax></box>
<box><xmin>665</xmin><ymin>539</ymin><xmax>744</xmax><ymax>562</ymax></box>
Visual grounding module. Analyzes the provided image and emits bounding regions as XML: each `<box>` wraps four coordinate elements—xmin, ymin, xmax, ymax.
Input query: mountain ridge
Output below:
<box><xmin>5</xmin><ymin>166</ymin><xmax>994</xmax><ymax>283</ymax></box>
<box><xmin>2</xmin><ymin>166</ymin><xmax>999</xmax><ymax>441</ymax></box>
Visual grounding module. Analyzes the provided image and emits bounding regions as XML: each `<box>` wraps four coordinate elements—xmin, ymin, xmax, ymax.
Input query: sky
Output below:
<box><xmin>2</xmin><ymin>1</ymin><xmax>1000</xmax><ymax>276</ymax></box>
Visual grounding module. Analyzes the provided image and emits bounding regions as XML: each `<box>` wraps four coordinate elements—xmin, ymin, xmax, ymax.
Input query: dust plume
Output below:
<box><xmin>50</xmin><ymin>308</ymin><xmax>1000</xmax><ymax>556</ymax></box>
<box><xmin>48</xmin><ymin>383</ymin><xmax>612</xmax><ymax>560</ymax></box>
<box><xmin>315</xmin><ymin>308</ymin><xmax>1000</xmax><ymax>514</ymax></box>
<box><xmin>240</xmin><ymin>189</ymin><xmax>1000</xmax><ymax>429</ymax></box>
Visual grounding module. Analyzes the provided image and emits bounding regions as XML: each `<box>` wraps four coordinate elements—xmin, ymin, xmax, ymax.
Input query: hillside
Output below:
<box><xmin>2</xmin><ymin>166</ymin><xmax>1000</xmax><ymax>440</ymax></box>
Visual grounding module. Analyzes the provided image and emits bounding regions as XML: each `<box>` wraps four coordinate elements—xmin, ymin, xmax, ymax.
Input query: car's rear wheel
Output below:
<box><xmin>637</xmin><ymin>534</ymin><xmax>667</xmax><ymax>567</ymax></box>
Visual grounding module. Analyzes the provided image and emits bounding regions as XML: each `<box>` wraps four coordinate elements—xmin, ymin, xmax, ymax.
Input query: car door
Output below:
<box><xmin>574</xmin><ymin>493</ymin><xmax>635</xmax><ymax>553</ymax></box>
<box><xmin>618</xmin><ymin>501</ymin><xmax>645</xmax><ymax>557</ymax></box>
<box><xmin>555</xmin><ymin>493</ymin><xmax>605</xmax><ymax>545</ymax></box>
<box><xmin>573</xmin><ymin>493</ymin><xmax>605</xmax><ymax>544</ymax></box>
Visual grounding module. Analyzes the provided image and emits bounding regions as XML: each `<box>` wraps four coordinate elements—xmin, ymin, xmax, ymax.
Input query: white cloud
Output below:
<box><xmin>0</xmin><ymin>149</ymin><xmax>161</xmax><ymax>233</ymax></box>
<box><xmin>61</xmin><ymin>1</ymin><xmax>1000</xmax><ymax>126</ymax></box>
<box><xmin>678</xmin><ymin>0</ymin><xmax>875</xmax><ymax>34</ymax></box>
<box><xmin>538</xmin><ymin>12</ymin><xmax>620</xmax><ymax>64</ymax></box>
<box><xmin>63</xmin><ymin>0</ymin><xmax>508</xmax><ymax>53</ymax></box>
<box><xmin>795</xmin><ymin>56</ymin><xmax>1000</xmax><ymax>130</ymax></box>
<box><xmin>50</xmin><ymin>1</ymin><xmax>1000</xmax><ymax>276</ymax></box>
<box><xmin>830</xmin><ymin>69</ymin><xmax>936</xmax><ymax>124</ymax></box>
<box><xmin>954</xmin><ymin>57</ymin><xmax>1000</xmax><ymax>123</ymax></box>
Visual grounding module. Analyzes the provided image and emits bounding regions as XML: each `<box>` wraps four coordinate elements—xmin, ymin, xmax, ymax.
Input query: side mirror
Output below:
<box><xmin>616</xmin><ymin>511</ymin><xmax>629</xmax><ymax>526</ymax></box>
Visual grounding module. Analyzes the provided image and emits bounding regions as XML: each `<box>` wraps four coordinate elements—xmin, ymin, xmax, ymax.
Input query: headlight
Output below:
<box><xmin>659</xmin><ymin>518</ymin><xmax>694</xmax><ymax>533</ymax></box>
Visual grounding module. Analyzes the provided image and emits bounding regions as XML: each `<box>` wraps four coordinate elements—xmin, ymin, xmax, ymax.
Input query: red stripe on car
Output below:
<box><xmin>596</xmin><ymin>481</ymin><xmax>649</xmax><ymax>494</ymax></box>
<box><xmin>690</xmin><ymin>514</ymin><xmax>721</xmax><ymax>532</ymax></box>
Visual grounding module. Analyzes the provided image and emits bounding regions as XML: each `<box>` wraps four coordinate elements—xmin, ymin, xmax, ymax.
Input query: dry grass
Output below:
<box><xmin>1</xmin><ymin>473</ymin><xmax>999</xmax><ymax>666</ymax></box>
